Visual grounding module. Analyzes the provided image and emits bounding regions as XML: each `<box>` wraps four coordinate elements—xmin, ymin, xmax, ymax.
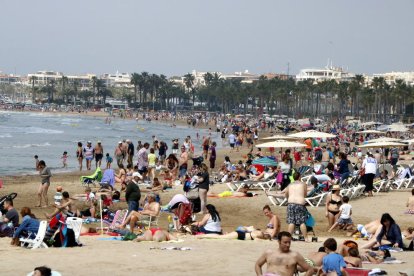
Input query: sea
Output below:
<box><xmin>0</xmin><ymin>111</ymin><xmax>221</xmax><ymax>176</ymax></box>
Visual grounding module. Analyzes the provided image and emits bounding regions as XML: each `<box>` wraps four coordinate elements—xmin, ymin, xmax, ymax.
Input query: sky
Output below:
<box><xmin>1</xmin><ymin>0</ymin><xmax>413</xmax><ymax>76</ymax></box>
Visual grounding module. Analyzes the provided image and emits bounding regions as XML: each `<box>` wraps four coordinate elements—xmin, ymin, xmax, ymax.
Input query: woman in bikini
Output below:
<box><xmin>325</xmin><ymin>184</ymin><xmax>343</xmax><ymax>228</ymax></box>
<box><xmin>165</xmin><ymin>154</ymin><xmax>179</xmax><ymax>181</ymax></box>
<box><xmin>76</xmin><ymin>142</ymin><xmax>84</xmax><ymax>171</ymax></box>
<box><xmin>197</xmin><ymin>226</ymin><xmax>272</xmax><ymax>240</ymax></box>
<box><xmin>134</xmin><ymin>228</ymin><xmax>176</xmax><ymax>242</ymax></box>
<box><xmin>344</xmin><ymin>247</ymin><xmax>362</xmax><ymax>268</ymax></box>
<box><xmin>263</xmin><ymin>205</ymin><xmax>280</xmax><ymax>239</ymax></box>
<box><xmin>115</xmin><ymin>163</ymin><xmax>126</xmax><ymax>187</ymax></box>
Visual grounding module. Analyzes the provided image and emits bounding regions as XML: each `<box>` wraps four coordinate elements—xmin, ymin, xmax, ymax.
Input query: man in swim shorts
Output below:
<box><xmin>255</xmin><ymin>231</ymin><xmax>313</xmax><ymax>276</ymax></box>
<box><xmin>94</xmin><ymin>141</ymin><xmax>104</xmax><ymax>169</ymax></box>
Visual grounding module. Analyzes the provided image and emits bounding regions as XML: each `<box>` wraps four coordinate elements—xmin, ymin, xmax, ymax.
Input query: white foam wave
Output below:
<box><xmin>24</xmin><ymin>127</ymin><xmax>63</xmax><ymax>134</ymax></box>
<box><xmin>0</xmin><ymin>133</ymin><xmax>12</xmax><ymax>138</ymax></box>
<box><xmin>12</xmin><ymin>142</ymin><xmax>51</xmax><ymax>149</ymax></box>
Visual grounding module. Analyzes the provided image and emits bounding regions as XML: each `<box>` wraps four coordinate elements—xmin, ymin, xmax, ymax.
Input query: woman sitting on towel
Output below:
<box><xmin>192</xmin><ymin>204</ymin><xmax>222</xmax><ymax>234</ymax></box>
<box><xmin>197</xmin><ymin>226</ymin><xmax>272</xmax><ymax>240</ymax></box>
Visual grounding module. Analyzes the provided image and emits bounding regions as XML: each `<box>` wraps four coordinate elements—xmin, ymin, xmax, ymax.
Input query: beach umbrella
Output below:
<box><xmin>388</xmin><ymin>125</ymin><xmax>409</xmax><ymax>132</ymax></box>
<box><xmin>261</xmin><ymin>135</ymin><xmax>299</xmax><ymax>141</ymax></box>
<box><xmin>360</xmin><ymin>121</ymin><xmax>378</xmax><ymax>126</ymax></box>
<box><xmin>255</xmin><ymin>140</ymin><xmax>307</xmax><ymax>148</ymax></box>
<box><xmin>356</xmin><ymin>130</ymin><xmax>384</xmax><ymax>134</ymax></box>
<box><xmin>288</xmin><ymin>130</ymin><xmax>336</xmax><ymax>139</ymax></box>
<box><xmin>252</xmin><ymin>157</ymin><xmax>277</xmax><ymax>167</ymax></box>
<box><xmin>402</xmin><ymin>138</ymin><xmax>414</xmax><ymax>144</ymax></box>
<box><xmin>358</xmin><ymin>141</ymin><xmax>406</xmax><ymax>148</ymax></box>
<box><xmin>366</xmin><ymin>137</ymin><xmax>402</xmax><ymax>143</ymax></box>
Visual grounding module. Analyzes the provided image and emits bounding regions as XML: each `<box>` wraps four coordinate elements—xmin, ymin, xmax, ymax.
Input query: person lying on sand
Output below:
<box><xmin>134</xmin><ymin>228</ymin><xmax>176</xmax><ymax>242</ymax></box>
<box><xmin>196</xmin><ymin>226</ymin><xmax>272</xmax><ymax>240</ymax></box>
<box><xmin>297</xmin><ymin>246</ymin><xmax>326</xmax><ymax>273</ymax></box>
<box><xmin>208</xmin><ymin>186</ymin><xmax>257</xmax><ymax>198</ymax></box>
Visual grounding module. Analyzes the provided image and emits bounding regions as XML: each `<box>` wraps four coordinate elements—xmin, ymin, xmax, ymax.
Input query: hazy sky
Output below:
<box><xmin>1</xmin><ymin>0</ymin><xmax>413</xmax><ymax>76</ymax></box>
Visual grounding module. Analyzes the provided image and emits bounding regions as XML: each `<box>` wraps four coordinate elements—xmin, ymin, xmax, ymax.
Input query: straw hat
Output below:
<box><xmin>332</xmin><ymin>185</ymin><xmax>341</xmax><ymax>191</ymax></box>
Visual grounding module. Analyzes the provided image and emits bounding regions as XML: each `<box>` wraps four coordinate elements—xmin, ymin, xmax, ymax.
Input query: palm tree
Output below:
<box><xmin>29</xmin><ymin>76</ymin><xmax>37</xmax><ymax>102</ymax></box>
<box><xmin>130</xmin><ymin>73</ymin><xmax>141</xmax><ymax>104</ymax></box>
<box><xmin>183</xmin><ymin>73</ymin><xmax>196</xmax><ymax>108</ymax></box>
<box><xmin>90</xmin><ymin>76</ymin><xmax>98</xmax><ymax>105</ymax></box>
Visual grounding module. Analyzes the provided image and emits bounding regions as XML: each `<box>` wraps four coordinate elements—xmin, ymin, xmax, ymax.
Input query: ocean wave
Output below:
<box><xmin>0</xmin><ymin>133</ymin><xmax>12</xmax><ymax>138</ymax></box>
<box><xmin>12</xmin><ymin>142</ymin><xmax>51</xmax><ymax>149</ymax></box>
<box><xmin>24</xmin><ymin>127</ymin><xmax>64</xmax><ymax>134</ymax></box>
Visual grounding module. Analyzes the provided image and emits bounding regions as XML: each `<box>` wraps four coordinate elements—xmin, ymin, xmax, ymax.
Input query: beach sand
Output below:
<box><xmin>1</xmin><ymin>147</ymin><xmax>414</xmax><ymax>275</ymax></box>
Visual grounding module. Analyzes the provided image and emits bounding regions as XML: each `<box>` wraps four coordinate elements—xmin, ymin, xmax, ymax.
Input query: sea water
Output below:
<box><xmin>0</xmin><ymin>111</ymin><xmax>221</xmax><ymax>175</ymax></box>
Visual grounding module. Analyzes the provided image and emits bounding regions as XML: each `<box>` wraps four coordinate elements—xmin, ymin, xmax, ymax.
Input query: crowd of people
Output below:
<box><xmin>1</xmin><ymin>114</ymin><xmax>414</xmax><ymax>275</ymax></box>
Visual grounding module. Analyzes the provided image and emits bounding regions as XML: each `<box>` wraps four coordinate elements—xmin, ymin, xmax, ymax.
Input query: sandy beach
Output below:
<box><xmin>1</xmin><ymin>146</ymin><xmax>413</xmax><ymax>275</ymax></box>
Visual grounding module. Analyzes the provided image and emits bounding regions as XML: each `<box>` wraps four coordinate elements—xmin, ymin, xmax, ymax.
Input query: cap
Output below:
<box><xmin>97</xmin><ymin>140</ymin><xmax>101</xmax><ymax>143</ymax></box>
<box><xmin>132</xmin><ymin>172</ymin><xmax>142</xmax><ymax>178</ymax></box>
<box><xmin>332</xmin><ymin>184</ymin><xmax>341</xmax><ymax>191</ymax></box>
<box><xmin>87</xmin><ymin>141</ymin><xmax>92</xmax><ymax>144</ymax></box>
<box><xmin>118</xmin><ymin>141</ymin><xmax>122</xmax><ymax>144</ymax></box>
<box><xmin>126</xmin><ymin>139</ymin><xmax>131</xmax><ymax>142</ymax></box>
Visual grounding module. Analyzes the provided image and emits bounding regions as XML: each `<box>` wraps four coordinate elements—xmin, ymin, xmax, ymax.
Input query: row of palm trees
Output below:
<box><xmin>21</xmin><ymin>72</ymin><xmax>414</xmax><ymax>121</ymax></box>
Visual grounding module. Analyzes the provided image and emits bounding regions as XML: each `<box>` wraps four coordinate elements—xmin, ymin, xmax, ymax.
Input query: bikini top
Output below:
<box><xmin>329</xmin><ymin>195</ymin><xmax>342</xmax><ymax>206</ymax></box>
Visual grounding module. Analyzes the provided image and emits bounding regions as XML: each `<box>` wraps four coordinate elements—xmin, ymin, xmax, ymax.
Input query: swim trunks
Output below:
<box><xmin>304</xmin><ymin>257</ymin><xmax>315</xmax><ymax>267</ymax></box>
<box><xmin>286</xmin><ymin>203</ymin><xmax>307</xmax><ymax>225</ymax></box>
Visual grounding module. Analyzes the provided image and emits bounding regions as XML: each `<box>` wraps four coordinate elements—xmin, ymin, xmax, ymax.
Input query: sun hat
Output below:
<box><xmin>332</xmin><ymin>184</ymin><xmax>341</xmax><ymax>191</ymax></box>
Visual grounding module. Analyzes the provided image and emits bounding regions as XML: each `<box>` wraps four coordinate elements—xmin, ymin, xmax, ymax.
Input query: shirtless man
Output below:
<box><xmin>178</xmin><ymin>145</ymin><xmax>188</xmax><ymax>181</ymax></box>
<box><xmin>114</xmin><ymin>142</ymin><xmax>124</xmax><ymax>167</ymax></box>
<box><xmin>255</xmin><ymin>231</ymin><xmax>313</xmax><ymax>276</ymax></box>
<box><xmin>284</xmin><ymin>172</ymin><xmax>309</xmax><ymax>241</ymax></box>
<box><xmin>406</xmin><ymin>188</ymin><xmax>414</xmax><ymax>213</ymax></box>
<box><xmin>45</xmin><ymin>191</ymin><xmax>79</xmax><ymax>218</ymax></box>
<box><xmin>94</xmin><ymin>141</ymin><xmax>104</xmax><ymax>169</ymax></box>
<box><xmin>119</xmin><ymin>193</ymin><xmax>160</xmax><ymax>233</ymax></box>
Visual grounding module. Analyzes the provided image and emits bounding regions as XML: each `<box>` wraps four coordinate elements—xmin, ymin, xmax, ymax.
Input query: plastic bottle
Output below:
<box><xmin>167</xmin><ymin>215</ymin><xmax>174</xmax><ymax>232</ymax></box>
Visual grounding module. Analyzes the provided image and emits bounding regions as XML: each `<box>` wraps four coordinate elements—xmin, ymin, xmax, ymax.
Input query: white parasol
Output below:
<box><xmin>288</xmin><ymin>130</ymin><xmax>336</xmax><ymax>139</ymax></box>
<box><xmin>356</xmin><ymin>130</ymin><xmax>385</xmax><ymax>134</ymax></box>
<box><xmin>366</xmin><ymin>137</ymin><xmax>402</xmax><ymax>143</ymax></box>
<box><xmin>358</xmin><ymin>141</ymin><xmax>406</xmax><ymax>148</ymax></box>
<box><xmin>261</xmin><ymin>135</ymin><xmax>299</xmax><ymax>141</ymax></box>
<box><xmin>256</xmin><ymin>140</ymin><xmax>307</xmax><ymax>148</ymax></box>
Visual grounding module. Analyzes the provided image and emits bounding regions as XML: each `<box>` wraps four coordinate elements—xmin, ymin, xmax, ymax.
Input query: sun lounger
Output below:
<box><xmin>305</xmin><ymin>192</ymin><xmax>327</xmax><ymax>207</ymax></box>
<box><xmin>19</xmin><ymin>220</ymin><xmax>48</xmax><ymax>249</ymax></box>
<box><xmin>104</xmin><ymin>209</ymin><xmax>128</xmax><ymax>234</ymax></box>
<box><xmin>265</xmin><ymin>191</ymin><xmax>287</xmax><ymax>206</ymax></box>
<box><xmin>349</xmin><ymin>185</ymin><xmax>365</xmax><ymax>199</ymax></box>
<box><xmin>80</xmin><ymin>167</ymin><xmax>103</xmax><ymax>187</ymax></box>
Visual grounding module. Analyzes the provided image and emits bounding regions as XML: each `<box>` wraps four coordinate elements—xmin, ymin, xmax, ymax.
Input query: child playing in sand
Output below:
<box><xmin>106</xmin><ymin>153</ymin><xmax>113</xmax><ymax>169</ymax></box>
<box><xmin>54</xmin><ymin>186</ymin><xmax>63</xmax><ymax>206</ymax></box>
<box><xmin>61</xmin><ymin>151</ymin><xmax>68</xmax><ymax>168</ymax></box>
<box><xmin>328</xmin><ymin>196</ymin><xmax>354</xmax><ymax>232</ymax></box>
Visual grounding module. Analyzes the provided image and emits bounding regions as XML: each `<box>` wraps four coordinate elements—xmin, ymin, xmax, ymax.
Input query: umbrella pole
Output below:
<box><xmin>100</xmin><ymin>198</ymin><xmax>103</xmax><ymax>236</ymax></box>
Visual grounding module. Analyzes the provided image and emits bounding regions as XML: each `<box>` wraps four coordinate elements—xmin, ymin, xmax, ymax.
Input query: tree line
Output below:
<box><xmin>2</xmin><ymin>72</ymin><xmax>413</xmax><ymax>121</ymax></box>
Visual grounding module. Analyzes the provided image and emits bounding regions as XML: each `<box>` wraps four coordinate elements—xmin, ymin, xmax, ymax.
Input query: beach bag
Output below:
<box><xmin>276</xmin><ymin>172</ymin><xmax>283</xmax><ymax>183</ymax></box>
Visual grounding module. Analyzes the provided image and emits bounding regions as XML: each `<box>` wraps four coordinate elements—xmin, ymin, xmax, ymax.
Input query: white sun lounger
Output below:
<box><xmin>20</xmin><ymin>220</ymin><xmax>48</xmax><ymax>249</ymax></box>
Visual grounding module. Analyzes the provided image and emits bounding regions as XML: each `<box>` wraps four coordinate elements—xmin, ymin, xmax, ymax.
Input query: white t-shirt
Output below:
<box><xmin>339</xmin><ymin>203</ymin><xmax>352</xmax><ymax>219</ymax></box>
<box><xmin>204</xmin><ymin>215</ymin><xmax>222</xmax><ymax>232</ymax></box>
<box><xmin>228</xmin><ymin>134</ymin><xmax>236</xmax><ymax>144</ymax></box>
<box><xmin>314</xmin><ymin>174</ymin><xmax>331</xmax><ymax>182</ymax></box>
<box><xmin>362</xmin><ymin>157</ymin><xmax>377</xmax><ymax>174</ymax></box>
<box><xmin>279</xmin><ymin>162</ymin><xmax>291</xmax><ymax>174</ymax></box>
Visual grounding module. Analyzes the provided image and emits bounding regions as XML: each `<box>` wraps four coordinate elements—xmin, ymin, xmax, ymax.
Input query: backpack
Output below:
<box><xmin>178</xmin><ymin>203</ymin><xmax>193</xmax><ymax>225</ymax></box>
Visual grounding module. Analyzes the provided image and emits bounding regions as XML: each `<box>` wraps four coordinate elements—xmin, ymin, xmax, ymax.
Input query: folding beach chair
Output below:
<box><xmin>80</xmin><ymin>167</ymin><xmax>103</xmax><ymax>187</ymax></box>
<box><xmin>104</xmin><ymin>209</ymin><xmax>128</xmax><ymax>234</ymax></box>
<box><xmin>20</xmin><ymin>220</ymin><xmax>48</xmax><ymax>249</ymax></box>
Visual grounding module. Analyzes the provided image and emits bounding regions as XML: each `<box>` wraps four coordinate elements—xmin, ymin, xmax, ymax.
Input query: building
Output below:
<box><xmin>296</xmin><ymin>65</ymin><xmax>355</xmax><ymax>83</ymax></box>
<box><xmin>372</xmin><ymin>71</ymin><xmax>414</xmax><ymax>86</ymax></box>
<box><xmin>26</xmin><ymin>71</ymin><xmax>95</xmax><ymax>90</ymax></box>
<box><xmin>100</xmin><ymin>71</ymin><xmax>132</xmax><ymax>88</ymax></box>
<box><xmin>0</xmin><ymin>72</ymin><xmax>23</xmax><ymax>85</ymax></box>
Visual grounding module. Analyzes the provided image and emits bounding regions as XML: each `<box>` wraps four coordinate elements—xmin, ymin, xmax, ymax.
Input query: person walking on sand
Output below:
<box><xmin>37</xmin><ymin>160</ymin><xmax>51</xmax><ymax>208</ymax></box>
<box><xmin>94</xmin><ymin>141</ymin><xmax>104</xmax><ymax>168</ymax></box>
<box><xmin>255</xmin><ymin>231</ymin><xmax>313</xmax><ymax>276</ymax></box>
<box><xmin>84</xmin><ymin>141</ymin><xmax>95</xmax><ymax>170</ymax></box>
